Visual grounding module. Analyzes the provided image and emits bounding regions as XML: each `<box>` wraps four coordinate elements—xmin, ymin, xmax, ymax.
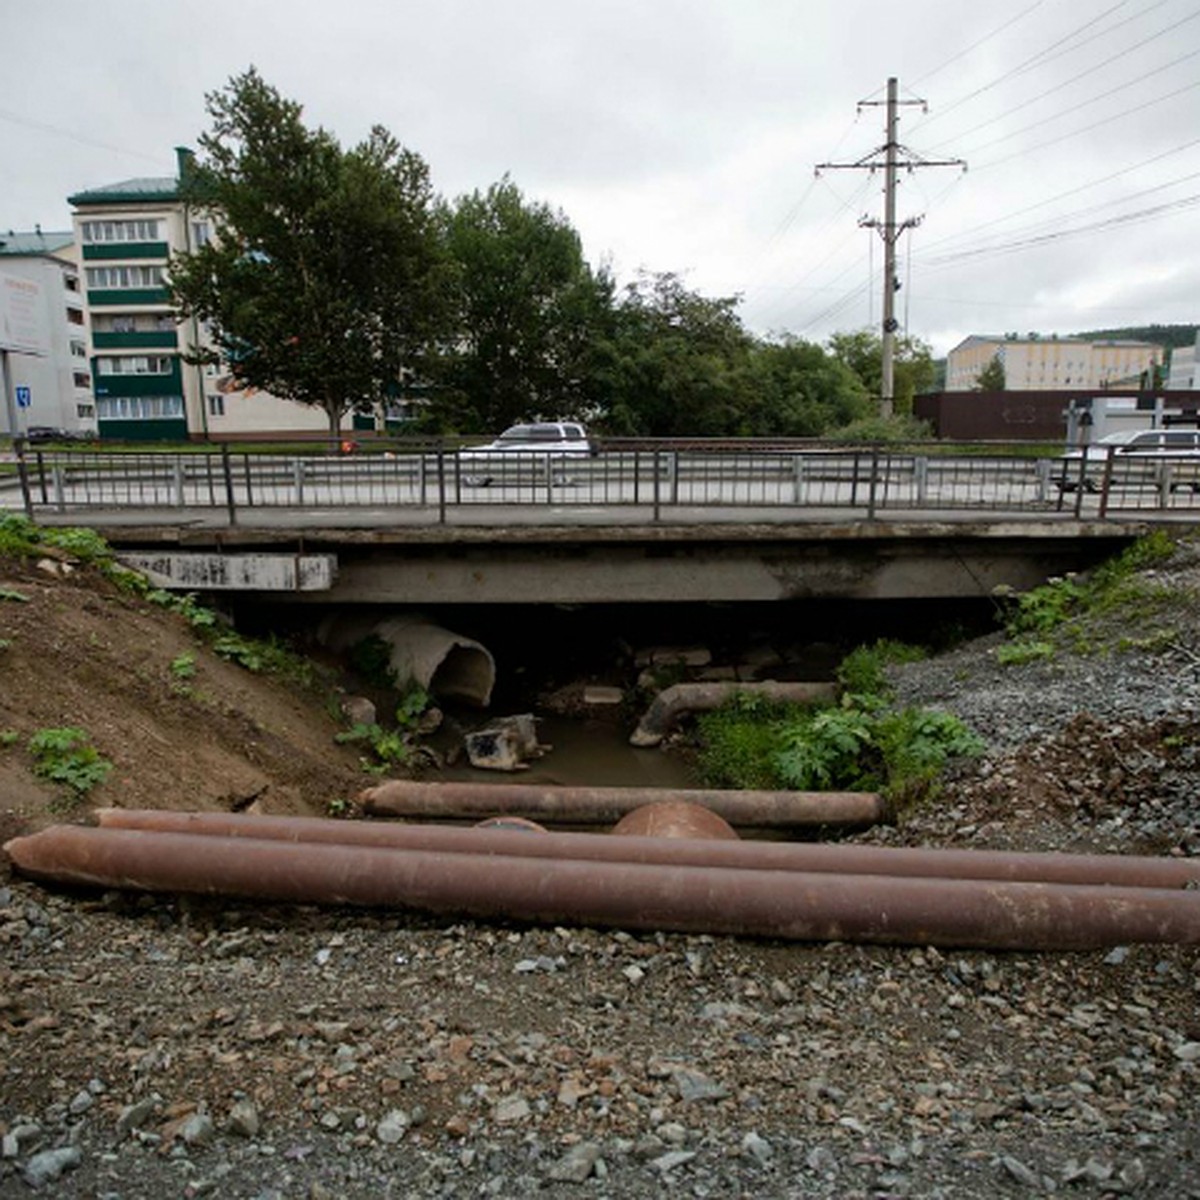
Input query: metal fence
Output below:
<box><xmin>12</xmin><ymin>440</ymin><xmax>1200</xmax><ymax>523</ymax></box>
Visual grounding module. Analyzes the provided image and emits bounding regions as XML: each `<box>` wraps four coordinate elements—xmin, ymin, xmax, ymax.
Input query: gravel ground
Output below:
<box><xmin>3</xmin><ymin>549</ymin><xmax>1200</xmax><ymax>1198</ymax></box>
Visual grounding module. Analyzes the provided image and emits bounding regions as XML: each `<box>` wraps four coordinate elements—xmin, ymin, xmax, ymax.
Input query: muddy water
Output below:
<box><xmin>437</xmin><ymin>712</ymin><xmax>699</xmax><ymax>789</ymax></box>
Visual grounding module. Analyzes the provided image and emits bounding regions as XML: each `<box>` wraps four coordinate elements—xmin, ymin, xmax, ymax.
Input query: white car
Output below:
<box><xmin>1054</xmin><ymin>429</ymin><xmax>1200</xmax><ymax>492</ymax></box>
<box><xmin>456</xmin><ymin>422</ymin><xmax>595</xmax><ymax>486</ymax></box>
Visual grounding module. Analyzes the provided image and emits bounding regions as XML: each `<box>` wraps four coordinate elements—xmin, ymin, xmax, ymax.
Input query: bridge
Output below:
<box><xmin>9</xmin><ymin>440</ymin><xmax>1190</xmax><ymax>603</ymax></box>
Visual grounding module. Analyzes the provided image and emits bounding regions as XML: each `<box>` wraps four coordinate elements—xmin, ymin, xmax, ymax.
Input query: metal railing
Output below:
<box><xmin>12</xmin><ymin>439</ymin><xmax>1200</xmax><ymax>524</ymax></box>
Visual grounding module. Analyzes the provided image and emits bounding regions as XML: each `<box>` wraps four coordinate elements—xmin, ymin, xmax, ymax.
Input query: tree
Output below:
<box><xmin>433</xmin><ymin>178</ymin><xmax>610</xmax><ymax>432</ymax></box>
<box><xmin>976</xmin><ymin>353</ymin><xmax>1006</xmax><ymax>392</ymax></box>
<box><xmin>168</xmin><ymin>68</ymin><xmax>449</xmax><ymax>434</ymax></box>
<box><xmin>603</xmin><ymin>272</ymin><xmax>754</xmax><ymax>436</ymax></box>
<box><xmin>742</xmin><ymin>337</ymin><xmax>871</xmax><ymax>436</ymax></box>
<box><xmin>827</xmin><ymin>330</ymin><xmax>937</xmax><ymax>415</ymax></box>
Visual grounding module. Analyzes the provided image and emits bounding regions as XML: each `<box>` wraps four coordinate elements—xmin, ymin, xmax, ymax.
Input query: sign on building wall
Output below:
<box><xmin>0</xmin><ymin>271</ymin><xmax>49</xmax><ymax>356</ymax></box>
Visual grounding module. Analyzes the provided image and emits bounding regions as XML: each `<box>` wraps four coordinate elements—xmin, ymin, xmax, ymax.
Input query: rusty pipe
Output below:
<box><xmin>359</xmin><ymin>779</ymin><xmax>883</xmax><ymax>827</ymax></box>
<box><xmin>7</xmin><ymin>825</ymin><xmax>1200</xmax><ymax>950</ymax></box>
<box><xmin>630</xmin><ymin>681</ymin><xmax>838</xmax><ymax>747</ymax></box>
<box><xmin>93</xmin><ymin>809</ymin><xmax>1200</xmax><ymax>890</ymax></box>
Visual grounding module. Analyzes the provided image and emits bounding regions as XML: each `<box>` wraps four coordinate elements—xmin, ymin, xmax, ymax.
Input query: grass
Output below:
<box><xmin>695</xmin><ymin>640</ymin><xmax>983</xmax><ymax>813</ymax></box>
<box><xmin>994</xmin><ymin>530</ymin><xmax>1181</xmax><ymax>663</ymax></box>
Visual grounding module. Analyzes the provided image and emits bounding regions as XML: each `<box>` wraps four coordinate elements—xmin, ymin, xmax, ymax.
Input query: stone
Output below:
<box><xmin>227</xmin><ymin>1099</ymin><xmax>261</xmax><ymax>1138</ymax></box>
<box><xmin>582</xmin><ymin>685</ymin><xmax>623</xmax><ymax>706</ymax></box>
<box><xmin>548</xmin><ymin>1141</ymin><xmax>602</xmax><ymax>1182</ymax></box>
<box><xmin>652</xmin><ymin>1149</ymin><xmax>697</xmax><ymax>1173</ymax></box>
<box><xmin>24</xmin><ymin>1146</ymin><xmax>82</xmax><ymax>1188</ymax></box>
<box><xmin>1000</xmin><ymin>1155</ymin><xmax>1041</xmax><ymax>1188</ymax></box>
<box><xmin>493</xmin><ymin>1096</ymin><xmax>531</xmax><ymax>1124</ymax></box>
<box><xmin>116</xmin><ymin>1097</ymin><xmax>159</xmax><ymax>1136</ymax></box>
<box><xmin>742</xmin><ymin>1130</ymin><xmax>773</xmax><ymax>1165</ymax></box>
<box><xmin>180</xmin><ymin>1112</ymin><xmax>216</xmax><ymax>1146</ymax></box>
<box><xmin>673</xmin><ymin>1068</ymin><xmax>729</xmax><ymax>1104</ymax></box>
<box><xmin>340</xmin><ymin>695</ymin><xmax>377</xmax><ymax>727</ymax></box>
<box><xmin>376</xmin><ymin>1109</ymin><xmax>410</xmax><ymax>1145</ymax></box>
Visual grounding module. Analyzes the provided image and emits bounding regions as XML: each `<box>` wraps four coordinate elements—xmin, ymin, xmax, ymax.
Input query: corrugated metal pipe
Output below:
<box><xmin>358</xmin><ymin>780</ymin><xmax>884</xmax><ymax>828</ymax></box>
<box><xmin>630</xmin><ymin>681</ymin><xmax>839</xmax><ymax>747</ymax></box>
<box><xmin>5</xmin><ymin>821</ymin><xmax>1200</xmax><ymax>950</ymax></box>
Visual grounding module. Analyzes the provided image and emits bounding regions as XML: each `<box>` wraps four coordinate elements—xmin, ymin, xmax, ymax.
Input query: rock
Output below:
<box><xmin>227</xmin><ymin>1098</ymin><xmax>261</xmax><ymax>1138</ymax></box>
<box><xmin>742</xmin><ymin>1130</ymin><xmax>773</xmax><ymax>1165</ymax></box>
<box><xmin>652</xmin><ymin>1149</ymin><xmax>697</xmax><ymax>1173</ymax></box>
<box><xmin>376</xmin><ymin>1109</ymin><xmax>410</xmax><ymax>1145</ymax></box>
<box><xmin>1173</xmin><ymin>1042</ymin><xmax>1200</xmax><ymax>1063</ymax></box>
<box><xmin>673</xmin><ymin>1068</ymin><xmax>729</xmax><ymax>1104</ymax></box>
<box><xmin>180</xmin><ymin>1112</ymin><xmax>216</xmax><ymax>1146</ymax></box>
<box><xmin>493</xmin><ymin>1096</ymin><xmax>531</xmax><ymax>1125</ymax></box>
<box><xmin>582</xmin><ymin>685</ymin><xmax>623</xmax><ymax>706</ymax></box>
<box><xmin>465</xmin><ymin>715</ymin><xmax>547</xmax><ymax>771</ymax></box>
<box><xmin>548</xmin><ymin>1141</ymin><xmax>602</xmax><ymax>1182</ymax></box>
<box><xmin>340</xmin><ymin>695</ymin><xmax>377</xmax><ymax>727</ymax></box>
<box><xmin>1000</xmin><ymin>1155</ymin><xmax>1041</xmax><ymax>1188</ymax></box>
<box><xmin>116</xmin><ymin>1097</ymin><xmax>159</xmax><ymax>1136</ymax></box>
<box><xmin>24</xmin><ymin>1146</ymin><xmax>82</xmax><ymax>1188</ymax></box>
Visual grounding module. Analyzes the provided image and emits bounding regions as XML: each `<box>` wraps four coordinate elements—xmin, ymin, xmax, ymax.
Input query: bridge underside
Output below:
<box><xmin>110</xmin><ymin>520</ymin><xmax>1141</xmax><ymax>605</ymax></box>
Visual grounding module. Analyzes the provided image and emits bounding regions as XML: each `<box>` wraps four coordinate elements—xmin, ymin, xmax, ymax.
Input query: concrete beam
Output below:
<box><xmin>119</xmin><ymin>552</ymin><xmax>336</xmax><ymax>592</ymax></box>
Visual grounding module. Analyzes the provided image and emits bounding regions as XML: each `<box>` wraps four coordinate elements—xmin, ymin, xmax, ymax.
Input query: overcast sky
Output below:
<box><xmin>3</xmin><ymin>0</ymin><xmax>1198</xmax><ymax>356</ymax></box>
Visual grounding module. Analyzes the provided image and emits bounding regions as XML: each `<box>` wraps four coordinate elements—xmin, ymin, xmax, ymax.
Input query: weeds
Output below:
<box><xmin>696</xmin><ymin>637</ymin><xmax>981</xmax><ymax>812</ymax></box>
<box><xmin>27</xmin><ymin>726</ymin><xmax>112</xmax><ymax>804</ymax></box>
<box><xmin>995</xmin><ymin>531</ymin><xmax>1183</xmax><ymax>660</ymax></box>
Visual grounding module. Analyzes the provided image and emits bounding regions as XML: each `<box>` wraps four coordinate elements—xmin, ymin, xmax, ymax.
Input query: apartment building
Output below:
<box><xmin>69</xmin><ymin>150</ymin><xmax>327</xmax><ymax>440</ymax></box>
<box><xmin>946</xmin><ymin>335</ymin><xmax>1164</xmax><ymax>393</ymax></box>
<box><xmin>0</xmin><ymin>229</ymin><xmax>94</xmax><ymax>436</ymax></box>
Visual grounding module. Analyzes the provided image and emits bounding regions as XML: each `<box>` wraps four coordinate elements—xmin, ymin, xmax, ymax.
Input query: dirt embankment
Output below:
<box><xmin>0</xmin><ymin>553</ymin><xmax>364</xmax><ymax>843</ymax></box>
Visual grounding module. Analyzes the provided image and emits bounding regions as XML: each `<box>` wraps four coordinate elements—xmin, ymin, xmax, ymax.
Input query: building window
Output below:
<box><xmin>77</xmin><ymin>404</ymin><xmax>95</xmax><ymax>419</ymax></box>
<box><xmin>81</xmin><ymin>219</ymin><xmax>162</xmax><ymax>244</ymax></box>
<box><xmin>73</xmin><ymin>372</ymin><xmax>91</xmax><ymax>388</ymax></box>
<box><xmin>70</xmin><ymin>339</ymin><xmax>87</xmax><ymax>358</ymax></box>
<box><xmin>208</xmin><ymin>394</ymin><xmax>225</xmax><ymax>417</ymax></box>
<box><xmin>95</xmin><ymin>355</ymin><xmax>173</xmax><ymax>376</ymax></box>
<box><xmin>108</xmin><ymin>315</ymin><xmax>137</xmax><ymax>333</ymax></box>
<box><xmin>96</xmin><ymin>395</ymin><xmax>184</xmax><ymax>420</ymax></box>
<box><xmin>66</xmin><ymin>307</ymin><xmax>84</xmax><ymax>326</ymax></box>
<box><xmin>85</xmin><ymin>264</ymin><xmax>165</xmax><ymax>289</ymax></box>
<box><xmin>191</xmin><ymin>221</ymin><xmax>212</xmax><ymax>247</ymax></box>
<box><xmin>63</xmin><ymin>274</ymin><xmax>79</xmax><ymax>292</ymax></box>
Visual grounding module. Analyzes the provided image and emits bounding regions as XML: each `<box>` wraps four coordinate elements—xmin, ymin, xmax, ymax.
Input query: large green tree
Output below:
<box><xmin>603</xmin><ymin>272</ymin><xmax>754</xmax><ymax>436</ymax></box>
<box><xmin>742</xmin><ymin>337</ymin><xmax>872</xmax><ymax>436</ymax></box>
<box><xmin>169</xmin><ymin>69</ymin><xmax>449</xmax><ymax>434</ymax></box>
<box><xmin>827</xmin><ymin>330</ymin><xmax>936</xmax><ymax>415</ymax></box>
<box><xmin>434</xmin><ymin>179</ymin><xmax>610</xmax><ymax>432</ymax></box>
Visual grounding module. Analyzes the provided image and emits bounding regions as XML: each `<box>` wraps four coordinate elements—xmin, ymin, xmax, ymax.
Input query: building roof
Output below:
<box><xmin>0</xmin><ymin>229</ymin><xmax>74</xmax><ymax>257</ymax></box>
<box><xmin>68</xmin><ymin>176</ymin><xmax>179</xmax><ymax>206</ymax></box>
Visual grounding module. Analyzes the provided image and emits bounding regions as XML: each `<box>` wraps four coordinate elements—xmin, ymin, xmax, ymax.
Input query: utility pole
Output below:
<box><xmin>817</xmin><ymin>77</ymin><xmax>964</xmax><ymax>417</ymax></box>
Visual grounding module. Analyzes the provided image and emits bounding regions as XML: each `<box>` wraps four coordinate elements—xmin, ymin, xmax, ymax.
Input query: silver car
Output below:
<box><xmin>456</xmin><ymin>422</ymin><xmax>595</xmax><ymax>486</ymax></box>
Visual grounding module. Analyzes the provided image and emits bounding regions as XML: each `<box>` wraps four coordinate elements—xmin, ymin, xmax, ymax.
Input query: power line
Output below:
<box><xmin>962</xmin><ymin>45</ymin><xmax>1200</xmax><ymax>156</ymax></box>
<box><xmin>974</xmin><ymin>77</ymin><xmax>1200</xmax><ymax>171</ymax></box>
<box><xmin>909</xmin><ymin>1</ymin><xmax>1047</xmax><ymax>88</ymax></box>
<box><xmin>909</xmin><ymin>0</ymin><xmax>1152</xmax><ymax>137</ymax></box>
<box><xmin>0</xmin><ymin>106</ymin><xmax>166</xmax><ymax>166</ymax></box>
<box><xmin>935</xmin><ymin>9</ymin><xmax>1200</xmax><ymax>152</ymax></box>
<box><xmin>920</xmin><ymin>191</ymin><xmax>1200</xmax><ymax>269</ymax></box>
<box><xmin>920</xmin><ymin>135</ymin><xmax>1200</xmax><ymax>252</ymax></box>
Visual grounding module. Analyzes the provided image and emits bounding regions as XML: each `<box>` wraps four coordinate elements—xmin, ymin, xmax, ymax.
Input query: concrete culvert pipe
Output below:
<box><xmin>630</xmin><ymin>681</ymin><xmax>838</xmax><ymax>747</ymax></box>
<box><xmin>320</xmin><ymin>613</ymin><xmax>495</xmax><ymax>708</ymax></box>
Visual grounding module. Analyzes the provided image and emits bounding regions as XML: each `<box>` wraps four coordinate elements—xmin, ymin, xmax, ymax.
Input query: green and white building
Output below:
<box><xmin>69</xmin><ymin>149</ymin><xmax>328</xmax><ymax>441</ymax></box>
